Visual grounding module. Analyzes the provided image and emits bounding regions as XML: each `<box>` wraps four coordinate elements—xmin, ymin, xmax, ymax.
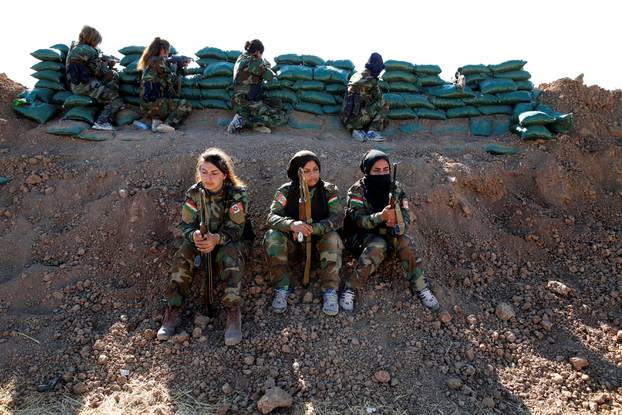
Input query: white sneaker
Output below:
<box><xmin>227</xmin><ymin>114</ymin><xmax>244</xmax><ymax>134</ymax></box>
<box><xmin>271</xmin><ymin>288</ymin><xmax>289</xmax><ymax>314</ymax></box>
<box><xmin>322</xmin><ymin>289</ymin><xmax>339</xmax><ymax>316</ymax></box>
<box><xmin>366</xmin><ymin>130</ymin><xmax>385</xmax><ymax>142</ymax></box>
<box><xmin>253</xmin><ymin>126</ymin><xmax>271</xmax><ymax>134</ymax></box>
<box><xmin>155</xmin><ymin>123</ymin><xmax>175</xmax><ymax>133</ymax></box>
<box><xmin>352</xmin><ymin>129</ymin><xmax>367</xmax><ymax>142</ymax></box>
<box><xmin>418</xmin><ymin>288</ymin><xmax>440</xmax><ymax>311</ymax></box>
<box><xmin>151</xmin><ymin>119</ymin><xmax>162</xmax><ymax>133</ymax></box>
<box><xmin>92</xmin><ymin>121</ymin><xmax>115</xmax><ymax>131</ymax></box>
<box><xmin>339</xmin><ymin>289</ymin><xmax>355</xmax><ymax>312</ymax></box>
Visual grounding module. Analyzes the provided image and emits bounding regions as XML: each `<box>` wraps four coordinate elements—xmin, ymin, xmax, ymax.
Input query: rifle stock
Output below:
<box><xmin>297</xmin><ymin>168</ymin><xmax>313</xmax><ymax>286</ymax></box>
<box><xmin>198</xmin><ymin>189</ymin><xmax>214</xmax><ymax>316</ymax></box>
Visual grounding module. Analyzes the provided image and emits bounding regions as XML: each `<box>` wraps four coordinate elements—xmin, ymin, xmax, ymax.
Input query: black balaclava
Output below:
<box><xmin>360</xmin><ymin>149</ymin><xmax>392</xmax><ymax>213</ymax></box>
<box><xmin>365</xmin><ymin>52</ymin><xmax>385</xmax><ymax>78</ymax></box>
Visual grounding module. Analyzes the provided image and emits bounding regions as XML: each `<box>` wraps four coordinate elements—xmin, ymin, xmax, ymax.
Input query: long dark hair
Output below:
<box><xmin>244</xmin><ymin>39</ymin><xmax>264</xmax><ymax>54</ymax></box>
<box><xmin>195</xmin><ymin>147</ymin><xmax>245</xmax><ymax>187</ymax></box>
<box><xmin>138</xmin><ymin>37</ymin><xmax>170</xmax><ymax>71</ymax></box>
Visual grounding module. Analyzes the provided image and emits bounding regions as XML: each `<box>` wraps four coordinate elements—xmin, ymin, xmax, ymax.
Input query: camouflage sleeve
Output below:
<box><xmin>246</xmin><ymin>56</ymin><xmax>267</xmax><ymax>78</ymax></box>
<box><xmin>217</xmin><ymin>188</ymin><xmax>248</xmax><ymax>245</ymax></box>
<box><xmin>397</xmin><ymin>183</ymin><xmax>411</xmax><ymax>233</ymax></box>
<box><xmin>266</xmin><ymin>184</ymin><xmax>295</xmax><ymax>232</ymax></box>
<box><xmin>178</xmin><ymin>194</ymin><xmax>200</xmax><ymax>245</ymax></box>
<box><xmin>347</xmin><ymin>183</ymin><xmax>383</xmax><ymax>230</ymax></box>
<box><xmin>312</xmin><ymin>183</ymin><xmax>344</xmax><ymax>236</ymax></box>
<box><xmin>157</xmin><ymin>59</ymin><xmax>180</xmax><ymax>95</ymax></box>
<box><xmin>85</xmin><ymin>47</ymin><xmax>105</xmax><ymax>77</ymax></box>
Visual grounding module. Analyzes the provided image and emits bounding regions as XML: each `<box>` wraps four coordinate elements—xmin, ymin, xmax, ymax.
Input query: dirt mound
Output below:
<box><xmin>539</xmin><ymin>74</ymin><xmax>622</xmax><ymax>137</ymax></box>
<box><xmin>1</xmin><ymin>74</ymin><xmax>621</xmax><ymax>414</ymax></box>
<box><xmin>0</xmin><ymin>73</ymin><xmax>28</xmax><ymax>140</ymax></box>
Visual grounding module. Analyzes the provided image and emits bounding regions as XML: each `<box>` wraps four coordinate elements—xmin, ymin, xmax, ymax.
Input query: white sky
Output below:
<box><xmin>2</xmin><ymin>0</ymin><xmax>620</xmax><ymax>90</ymax></box>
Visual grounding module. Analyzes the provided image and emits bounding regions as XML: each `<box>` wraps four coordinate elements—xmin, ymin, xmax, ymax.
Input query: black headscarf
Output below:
<box><xmin>285</xmin><ymin>150</ymin><xmax>328</xmax><ymax>222</ymax></box>
<box><xmin>365</xmin><ymin>52</ymin><xmax>385</xmax><ymax>77</ymax></box>
<box><xmin>360</xmin><ymin>150</ymin><xmax>391</xmax><ymax>213</ymax></box>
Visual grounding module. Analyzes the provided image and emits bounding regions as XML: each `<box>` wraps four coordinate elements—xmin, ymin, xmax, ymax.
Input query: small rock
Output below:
<box><xmin>616</xmin><ymin>330</ymin><xmax>622</xmax><ymax>343</ymax></box>
<box><xmin>217</xmin><ymin>402</ymin><xmax>231</xmax><ymax>415</ymax></box>
<box><xmin>547</xmin><ymin>280</ymin><xmax>572</xmax><ymax>296</ymax></box>
<box><xmin>194</xmin><ymin>315</ymin><xmax>209</xmax><ymax>329</ymax></box>
<box><xmin>72</xmin><ymin>382</ymin><xmax>87</xmax><ymax>395</ymax></box>
<box><xmin>192</xmin><ymin>327</ymin><xmax>203</xmax><ymax>338</ymax></box>
<box><xmin>143</xmin><ymin>329</ymin><xmax>156</xmax><ymax>340</ymax></box>
<box><xmin>466</xmin><ymin>314</ymin><xmax>477</xmax><ymax>325</ymax></box>
<box><xmin>281</xmin><ymin>344</ymin><xmax>291</xmax><ymax>353</ymax></box>
<box><xmin>495</xmin><ymin>303</ymin><xmax>515</xmax><ymax>321</ymax></box>
<box><xmin>119</xmin><ymin>189</ymin><xmax>128</xmax><ymax>198</ymax></box>
<box><xmin>25</xmin><ymin>174</ymin><xmax>42</xmax><ymax>185</ymax></box>
<box><xmin>439</xmin><ymin>311</ymin><xmax>452</xmax><ymax>324</ymax></box>
<box><xmin>52</xmin><ymin>291</ymin><xmax>64</xmax><ymax>300</ymax></box>
<box><xmin>222</xmin><ymin>383</ymin><xmax>233</xmax><ymax>395</ymax></box>
<box><xmin>569</xmin><ymin>356</ymin><xmax>589</xmax><ymax>370</ymax></box>
<box><xmin>302</xmin><ymin>291</ymin><xmax>313</xmax><ymax>304</ymax></box>
<box><xmin>551</xmin><ymin>373</ymin><xmax>564</xmax><ymax>384</ymax></box>
<box><xmin>541</xmin><ymin>319</ymin><xmax>553</xmax><ymax>331</ymax></box>
<box><xmin>97</xmin><ymin>354</ymin><xmax>108</xmax><ymax>364</ymax></box>
<box><xmin>482</xmin><ymin>397</ymin><xmax>495</xmax><ymax>409</ymax></box>
<box><xmin>373</xmin><ymin>370</ymin><xmax>391</xmax><ymax>383</ymax></box>
<box><xmin>243</xmin><ymin>355</ymin><xmax>255</xmax><ymax>366</ymax></box>
<box><xmin>172</xmin><ymin>331</ymin><xmax>189</xmax><ymax>344</ymax></box>
<box><xmin>44</xmin><ymin>186</ymin><xmax>55</xmax><ymax>195</ymax></box>
<box><xmin>447</xmin><ymin>378</ymin><xmax>463</xmax><ymax>390</ymax></box>
<box><xmin>257</xmin><ymin>387</ymin><xmax>293</xmax><ymax>414</ymax></box>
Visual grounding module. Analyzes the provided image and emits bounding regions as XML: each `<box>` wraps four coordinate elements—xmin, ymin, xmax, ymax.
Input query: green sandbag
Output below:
<box><xmin>200</xmin><ymin>99</ymin><xmax>230</xmax><ymax>110</ymax></box>
<box><xmin>184</xmin><ymin>67</ymin><xmax>203</xmax><ymax>75</ymax></box>
<box><xmin>31</xmin><ymin>61</ymin><xmax>64</xmax><ymax>72</ymax></box>
<box><xmin>189</xmin><ymin>100</ymin><xmax>203</xmax><ymax>110</ymax></box>
<box><xmin>384</xmin><ymin>60</ymin><xmax>415</xmax><ymax>72</ymax></box>
<box><xmin>461</xmin><ymin>64</ymin><xmax>491</xmax><ymax>75</ymax></box>
<box><xmin>429</xmin><ymin>96</ymin><xmax>464</xmax><ymax>109</ymax></box>
<box><xmin>478</xmin><ymin>105</ymin><xmax>513</xmax><ymax>115</ymax></box>
<box><xmin>326</xmin><ymin>83</ymin><xmax>346</xmax><ymax>93</ymax></box>
<box><xmin>64</xmin><ymin>105</ymin><xmax>99</xmax><ymax>123</ymax></box>
<box><xmin>63</xmin><ymin>94</ymin><xmax>95</xmax><ymax>109</ymax></box>
<box><xmin>119</xmin><ymin>46</ymin><xmax>145</xmax><ymax>56</ymax></box>
<box><xmin>512</xmin><ymin>102</ymin><xmax>534</xmax><ymax>121</ymax></box>
<box><xmin>0</xmin><ymin>177</ymin><xmax>11</xmax><ymax>185</ymax></box>
<box><xmin>427</xmin><ymin>85</ymin><xmax>475</xmax><ymax>99</ymax></box>
<box><xmin>119</xmin><ymin>72</ymin><xmax>140</xmax><ymax>83</ymax></box>
<box><xmin>263</xmin><ymin>79</ymin><xmax>294</xmax><ymax>91</ymax></box>
<box><xmin>123</xmin><ymin>96</ymin><xmax>141</xmax><ymax>106</ymax></box>
<box><xmin>298</xmin><ymin>90</ymin><xmax>335</xmax><ymax>105</ymax></box>
<box><xmin>49</xmin><ymin>43</ymin><xmax>69</xmax><ymax>55</ymax></box>
<box><xmin>493</xmin><ymin>70</ymin><xmax>531</xmax><ymax>81</ymax></box>
<box><xmin>76</xmin><ymin>132</ymin><xmax>107</xmax><ymax>141</ymax></box>
<box><xmin>384</xmin><ymin>93</ymin><xmax>407</xmax><ymax>108</ymax></box>
<box><xmin>266</xmin><ymin>89</ymin><xmax>299</xmax><ymax>104</ymax></box>
<box><xmin>47</xmin><ymin>120</ymin><xmax>90</xmax><ymax>136</ymax></box>
<box><xmin>32</xmin><ymin>70</ymin><xmax>63</xmax><ymax>83</ymax></box>
<box><xmin>399</xmin><ymin>122</ymin><xmax>425</xmax><ymax>134</ymax></box>
<box><xmin>469</xmin><ymin>118</ymin><xmax>493</xmax><ymax>136</ymax></box>
<box><xmin>124</xmin><ymin>62</ymin><xmax>141</xmax><ymax>74</ymax></box>
<box><xmin>388</xmin><ymin>107</ymin><xmax>417</xmax><ymax>119</ymax></box>
<box><xmin>292</xmin><ymin>80</ymin><xmax>325</xmax><ymax>91</ymax></box>
<box><xmin>414</xmin><ymin>108</ymin><xmax>446</xmax><ymax>120</ymax></box>
<box><xmin>120</xmin><ymin>54</ymin><xmax>141</xmax><ymax>67</ymax></box>
<box><xmin>196</xmin><ymin>47</ymin><xmax>226</xmax><ymax>60</ymax></box>
<box><xmin>382</xmin><ymin>71</ymin><xmax>417</xmax><ymax>83</ymax></box>
<box><xmin>31</xmin><ymin>49</ymin><xmax>61</xmax><ymax>62</ymax></box>
<box><xmin>549</xmin><ymin>113</ymin><xmax>573</xmax><ymax>134</ymax></box>
<box><xmin>465</xmin><ymin>73</ymin><xmax>489</xmax><ymax>85</ymax></box>
<box><xmin>20</xmin><ymin>88</ymin><xmax>55</xmax><ymax>104</ymax></box>
<box><xmin>514</xmin><ymin>125</ymin><xmax>553</xmax><ymax>140</ymax></box>
<box><xmin>463</xmin><ymin>93</ymin><xmax>498</xmax><ymax>106</ymax></box>
<box><xmin>480</xmin><ymin>79</ymin><xmax>517</xmax><ymax>94</ymax></box>
<box><xmin>417</xmin><ymin>75</ymin><xmax>444</xmax><ymax>86</ymax></box>
<box><xmin>295</xmin><ymin>101</ymin><xmax>324</xmax><ymax>115</ymax></box>
<box><xmin>197</xmin><ymin>58</ymin><xmax>221</xmax><ymax>67</ymax></box>
<box><xmin>52</xmin><ymin>90</ymin><xmax>72</xmax><ymax>105</ymax></box>
<box><xmin>413</xmin><ymin>64</ymin><xmax>441</xmax><ymax>75</ymax></box>
<box><xmin>484</xmin><ymin>144</ymin><xmax>519</xmax><ymax>155</ymax></box>
<box><xmin>203</xmin><ymin>62</ymin><xmax>234</xmax><ymax>77</ymax></box>
<box><xmin>515</xmin><ymin>80</ymin><xmax>534</xmax><ymax>91</ymax></box>
<box><xmin>494</xmin><ymin>119</ymin><xmax>511</xmax><ymax>135</ymax></box>
<box><xmin>518</xmin><ymin>111</ymin><xmax>556</xmax><ymax>126</ymax></box>
<box><xmin>226</xmin><ymin>50</ymin><xmax>241</xmax><ymax>62</ymax></box>
<box><xmin>301</xmin><ymin>55</ymin><xmax>325</xmax><ymax>67</ymax></box>
<box><xmin>322</xmin><ymin>105</ymin><xmax>341</xmax><ymax>115</ymax></box>
<box><xmin>378</xmin><ymin>80</ymin><xmax>390</xmax><ymax>91</ymax></box>
<box><xmin>446</xmin><ymin>106</ymin><xmax>481</xmax><ymax>118</ymax></box>
<box><xmin>13</xmin><ymin>102</ymin><xmax>59</xmax><ymax>124</ymax></box>
<box><xmin>201</xmin><ymin>89</ymin><xmax>230</xmax><ymax>100</ymax></box>
<box><xmin>34</xmin><ymin>79</ymin><xmax>65</xmax><ymax>91</ymax></box>
<box><xmin>114</xmin><ymin>108</ymin><xmax>141</xmax><ymax>126</ymax></box>
<box><xmin>278</xmin><ymin>65</ymin><xmax>314</xmax><ymax>81</ymax></box>
<box><xmin>325</xmin><ymin>59</ymin><xmax>354</xmax><ymax>71</ymax></box>
<box><xmin>401</xmin><ymin>93</ymin><xmax>434</xmax><ymax>109</ymax></box>
<box><xmin>313</xmin><ymin>66</ymin><xmax>348</xmax><ymax>84</ymax></box>
<box><xmin>182</xmin><ymin>76</ymin><xmax>201</xmax><ymax>88</ymax></box>
<box><xmin>197</xmin><ymin>77</ymin><xmax>231</xmax><ymax>89</ymax></box>
<box><xmin>275</xmin><ymin>54</ymin><xmax>303</xmax><ymax>65</ymax></box>
<box><xmin>334</xmin><ymin>94</ymin><xmax>343</xmax><ymax>104</ymax></box>
<box><xmin>388</xmin><ymin>82</ymin><xmax>419</xmax><ymax>92</ymax></box>
<box><xmin>120</xmin><ymin>84</ymin><xmax>139</xmax><ymax>95</ymax></box>
<box><xmin>180</xmin><ymin>88</ymin><xmax>202</xmax><ymax>99</ymax></box>
<box><xmin>496</xmin><ymin>90</ymin><xmax>532</xmax><ymax>104</ymax></box>
<box><xmin>490</xmin><ymin>60</ymin><xmax>527</xmax><ymax>73</ymax></box>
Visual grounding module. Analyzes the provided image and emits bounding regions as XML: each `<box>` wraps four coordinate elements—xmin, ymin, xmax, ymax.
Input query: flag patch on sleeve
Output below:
<box><xmin>276</xmin><ymin>192</ymin><xmax>287</xmax><ymax>206</ymax></box>
<box><xmin>327</xmin><ymin>195</ymin><xmax>338</xmax><ymax>205</ymax></box>
<box><xmin>350</xmin><ymin>195</ymin><xmax>364</xmax><ymax>206</ymax></box>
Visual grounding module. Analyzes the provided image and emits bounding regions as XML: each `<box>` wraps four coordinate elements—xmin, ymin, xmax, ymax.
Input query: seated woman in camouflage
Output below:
<box><xmin>264</xmin><ymin>151</ymin><xmax>344</xmax><ymax>315</ymax></box>
<box><xmin>340</xmin><ymin>52</ymin><xmax>389</xmax><ymax>142</ymax></box>
<box><xmin>157</xmin><ymin>148</ymin><xmax>250</xmax><ymax>346</ymax></box>
<box><xmin>137</xmin><ymin>37</ymin><xmax>192</xmax><ymax>133</ymax></box>
<box><xmin>227</xmin><ymin>39</ymin><xmax>287</xmax><ymax>134</ymax></box>
<box><xmin>339</xmin><ymin>150</ymin><xmax>439</xmax><ymax>312</ymax></box>
<box><xmin>65</xmin><ymin>25</ymin><xmax>124</xmax><ymax>131</ymax></box>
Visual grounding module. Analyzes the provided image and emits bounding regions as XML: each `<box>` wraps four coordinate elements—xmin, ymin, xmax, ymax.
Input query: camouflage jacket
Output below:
<box><xmin>346</xmin><ymin>178</ymin><xmax>411</xmax><ymax>235</ymax></box>
<box><xmin>266</xmin><ymin>181</ymin><xmax>343</xmax><ymax>236</ymax></box>
<box><xmin>233</xmin><ymin>52</ymin><xmax>275</xmax><ymax>94</ymax></box>
<box><xmin>141</xmin><ymin>56</ymin><xmax>180</xmax><ymax>98</ymax></box>
<box><xmin>179</xmin><ymin>182</ymin><xmax>248</xmax><ymax>246</ymax></box>
<box><xmin>346</xmin><ymin>69</ymin><xmax>384</xmax><ymax>107</ymax></box>
<box><xmin>65</xmin><ymin>42</ymin><xmax>107</xmax><ymax>80</ymax></box>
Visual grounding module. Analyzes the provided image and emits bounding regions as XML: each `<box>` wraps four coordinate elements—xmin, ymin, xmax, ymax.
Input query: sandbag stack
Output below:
<box><xmin>511</xmin><ymin>103</ymin><xmax>574</xmax><ymax>140</ymax></box>
<box><xmin>190</xmin><ymin>46</ymin><xmax>238</xmax><ymax>110</ymax></box>
<box><xmin>117</xmin><ymin>45</ymin><xmax>145</xmax><ymax>106</ymax></box>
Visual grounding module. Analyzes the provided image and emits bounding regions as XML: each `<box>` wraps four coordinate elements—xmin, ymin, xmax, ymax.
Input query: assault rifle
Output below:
<box><xmin>100</xmin><ymin>54</ymin><xmax>120</xmax><ymax>69</ymax></box>
<box><xmin>297</xmin><ymin>167</ymin><xmax>313</xmax><ymax>286</ymax></box>
<box><xmin>388</xmin><ymin>163</ymin><xmax>405</xmax><ymax>255</ymax></box>
<box><xmin>167</xmin><ymin>55</ymin><xmax>194</xmax><ymax>73</ymax></box>
<box><xmin>198</xmin><ymin>189</ymin><xmax>215</xmax><ymax>316</ymax></box>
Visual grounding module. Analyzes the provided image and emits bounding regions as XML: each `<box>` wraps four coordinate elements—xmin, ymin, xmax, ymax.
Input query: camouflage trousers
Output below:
<box><xmin>263</xmin><ymin>229</ymin><xmax>343</xmax><ymax>291</ymax></box>
<box><xmin>140</xmin><ymin>98</ymin><xmax>192</xmax><ymax>127</ymax></box>
<box><xmin>71</xmin><ymin>77</ymin><xmax>124</xmax><ymax>123</ymax></box>
<box><xmin>231</xmin><ymin>93</ymin><xmax>288</xmax><ymax>129</ymax></box>
<box><xmin>345</xmin><ymin>233</ymin><xmax>428</xmax><ymax>292</ymax></box>
<box><xmin>165</xmin><ymin>240</ymin><xmax>245</xmax><ymax>309</ymax></box>
<box><xmin>340</xmin><ymin>100</ymin><xmax>389</xmax><ymax>131</ymax></box>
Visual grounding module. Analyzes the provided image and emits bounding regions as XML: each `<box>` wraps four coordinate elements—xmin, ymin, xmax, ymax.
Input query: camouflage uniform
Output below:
<box><xmin>264</xmin><ymin>181</ymin><xmax>344</xmax><ymax>291</ymax></box>
<box><xmin>340</xmin><ymin>69</ymin><xmax>389</xmax><ymax>131</ymax></box>
<box><xmin>232</xmin><ymin>52</ymin><xmax>287</xmax><ymax>128</ymax></box>
<box><xmin>65</xmin><ymin>42</ymin><xmax>124</xmax><ymax>122</ymax></box>
<box><xmin>140</xmin><ymin>56</ymin><xmax>192</xmax><ymax>126</ymax></box>
<box><xmin>166</xmin><ymin>182</ymin><xmax>248</xmax><ymax>309</ymax></box>
<box><xmin>343</xmin><ymin>178</ymin><xmax>428</xmax><ymax>293</ymax></box>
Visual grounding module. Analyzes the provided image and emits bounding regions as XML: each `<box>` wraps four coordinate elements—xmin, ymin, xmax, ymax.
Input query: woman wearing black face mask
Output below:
<box><xmin>339</xmin><ymin>150</ymin><xmax>439</xmax><ymax>312</ymax></box>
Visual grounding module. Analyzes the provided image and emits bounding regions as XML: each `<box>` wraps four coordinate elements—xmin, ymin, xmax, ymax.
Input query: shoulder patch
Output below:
<box><xmin>229</xmin><ymin>201</ymin><xmax>245</xmax><ymax>224</ymax></box>
<box><xmin>275</xmin><ymin>192</ymin><xmax>287</xmax><ymax>206</ymax></box>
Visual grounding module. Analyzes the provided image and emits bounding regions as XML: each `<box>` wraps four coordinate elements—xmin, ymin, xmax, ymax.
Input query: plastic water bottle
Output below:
<box><xmin>132</xmin><ymin>120</ymin><xmax>148</xmax><ymax>130</ymax></box>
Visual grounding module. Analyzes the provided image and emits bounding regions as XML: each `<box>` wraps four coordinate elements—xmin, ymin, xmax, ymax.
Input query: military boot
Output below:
<box><xmin>224</xmin><ymin>307</ymin><xmax>242</xmax><ymax>346</ymax></box>
<box><xmin>157</xmin><ymin>306</ymin><xmax>182</xmax><ymax>341</ymax></box>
